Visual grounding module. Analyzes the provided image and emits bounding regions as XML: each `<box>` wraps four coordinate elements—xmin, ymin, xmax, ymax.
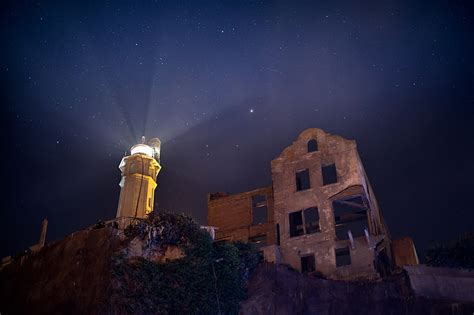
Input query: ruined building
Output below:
<box><xmin>208</xmin><ymin>128</ymin><xmax>417</xmax><ymax>280</ymax></box>
<box><xmin>116</xmin><ymin>137</ymin><xmax>162</xmax><ymax>219</ymax></box>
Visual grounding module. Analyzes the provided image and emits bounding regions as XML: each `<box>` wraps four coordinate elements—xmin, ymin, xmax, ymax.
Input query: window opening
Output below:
<box><xmin>289</xmin><ymin>211</ymin><xmax>304</xmax><ymax>237</ymax></box>
<box><xmin>301</xmin><ymin>254</ymin><xmax>316</xmax><ymax>273</ymax></box>
<box><xmin>322</xmin><ymin>164</ymin><xmax>337</xmax><ymax>185</ymax></box>
<box><xmin>307</xmin><ymin>139</ymin><xmax>318</xmax><ymax>152</ymax></box>
<box><xmin>333</xmin><ymin>195</ymin><xmax>368</xmax><ymax>240</ymax></box>
<box><xmin>289</xmin><ymin>207</ymin><xmax>320</xmax><ymax>237</ymax></box>
<box><xmin>304</xmin><ymin>207</ymin><xmax>320</xmax><ymax>234</ymax></box>
<box><xmin>296</xmin><ymin>169</ymin><xmax>310</xmax><ymax>191</ymax></box>
<box><xmin>335</xmin><ymin>247</ymin><xmax>351</xmax><ymax>267</ymax></box>
<box><xmin>252</xmin><ymin>194</ymin><xmax>268</xmax><ymax>225</ymax></box>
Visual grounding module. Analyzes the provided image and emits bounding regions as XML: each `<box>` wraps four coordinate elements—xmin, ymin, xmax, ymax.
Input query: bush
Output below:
<box><xmin>113</xmin><ymin>211</ymin><xmax>260</xmax><ymax>314</ymax></box>
<box><xmin>426</xmin><ymin>233</ymin><xmax>474</xmax><ymax>269</ymax></box>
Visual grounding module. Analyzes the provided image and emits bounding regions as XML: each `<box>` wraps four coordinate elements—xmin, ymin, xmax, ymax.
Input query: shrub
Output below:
<box><xmin>113</xmin><ymin>211</ymin><xmax>259</xmax><ymax>314</ymax></box>
<box><xmin>426</xmin><ymin>233</ymin><xmax>474</xmax><ymax>269</ymax></box>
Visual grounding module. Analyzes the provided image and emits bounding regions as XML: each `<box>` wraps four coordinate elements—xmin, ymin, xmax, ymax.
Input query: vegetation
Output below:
<box><xmin>426</xmin><ymin>233</ymin><xmax>474</xmax><ymax>269</ymax></box>
<box><xmin>113</xmin><ymin>211</ymin><xmax>260</xmax><ymax>314</ymax></box>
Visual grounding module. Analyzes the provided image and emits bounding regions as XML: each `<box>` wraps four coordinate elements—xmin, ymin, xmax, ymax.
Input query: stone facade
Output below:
<box><xmin>208</xmin><ymin>128</ymin><xmax>398</xmax><ymax>280</ymax></box>
<box><xmin>271</xmin><ymin>128</ymin><xmax>392</xmax><ymax>280</ymax></box>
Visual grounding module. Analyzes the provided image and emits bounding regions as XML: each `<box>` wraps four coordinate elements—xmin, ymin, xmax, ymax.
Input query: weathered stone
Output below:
<box><xmin>208</xmin><ymin>128</ymin><xmax>402</xmax><ymax>280</ymax></box>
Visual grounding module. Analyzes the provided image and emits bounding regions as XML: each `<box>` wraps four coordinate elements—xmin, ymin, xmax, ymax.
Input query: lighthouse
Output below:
<box><xmin>116</xmin><ymin>136</ymin><xmax>162</xmax><ymax>219</ymax></box>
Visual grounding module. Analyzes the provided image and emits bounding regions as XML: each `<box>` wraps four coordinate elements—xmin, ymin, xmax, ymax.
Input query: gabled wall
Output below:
<box><xmin>271</xmin><ymin>128</ymin><xmax>389</xmax><ymax>279</ymax></box>
<box><xmin>207</xmin><ymin>128</ymin><xmax>393</xmax><ymax>280</ymax></box>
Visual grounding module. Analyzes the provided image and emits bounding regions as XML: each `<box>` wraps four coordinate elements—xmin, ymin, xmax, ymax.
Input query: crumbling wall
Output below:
<box><xmin>207</xmin><ymin>186</ymin><xmax>276</xmax><ymax>245</ymax></box>
<box><xmin>206</xmin><ymin>128</ymin><xmax>394</xmax><ymax>280</ymax></box>
<box><xmin>271</xmin><ymin>128</ymin><xmax>388</xmax><ymax>279</ymax></box>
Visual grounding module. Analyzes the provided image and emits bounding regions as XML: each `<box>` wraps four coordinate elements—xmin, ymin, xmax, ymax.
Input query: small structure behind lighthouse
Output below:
<box><xmin>116</xmin><ymin>136</ymin><xmax>162</xmax><ymax>219</ymax></box>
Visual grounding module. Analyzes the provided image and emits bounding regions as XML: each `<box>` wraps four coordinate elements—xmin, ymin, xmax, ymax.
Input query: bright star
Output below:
<box><xmin>250</xmin><ymin>108</ymin><xmax>254</xmax><ymax>113</ymax></box>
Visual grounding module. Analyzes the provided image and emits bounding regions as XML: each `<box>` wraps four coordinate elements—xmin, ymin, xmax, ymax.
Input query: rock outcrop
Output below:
<box><xmin>240</xmin><ymin>264</ymin><xmax>474</xmax><ymax>315</ymax></box>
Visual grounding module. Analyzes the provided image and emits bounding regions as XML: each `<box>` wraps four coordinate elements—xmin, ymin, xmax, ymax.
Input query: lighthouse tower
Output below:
<box><xmin>116</xmin><ymin>137</ymin><xmax>162</xmax><ymax>219</ymax></box>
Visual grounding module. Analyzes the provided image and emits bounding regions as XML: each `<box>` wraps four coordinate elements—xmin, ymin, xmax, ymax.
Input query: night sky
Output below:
<box><xmin>1</xmin><ymin>1</ymin><xmax>473</xmax><ymax>260</ymax></box>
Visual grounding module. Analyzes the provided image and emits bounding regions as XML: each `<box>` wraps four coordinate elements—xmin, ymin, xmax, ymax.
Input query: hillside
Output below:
<box><xmin>1</xmin><ymin>213</ymin><xmax>473</xmax><ymax>314</ymax></box>
<box><xmin>0</xmin><ymin>213</ymin><xmax>258</xmax><ymax>314</ymax></box>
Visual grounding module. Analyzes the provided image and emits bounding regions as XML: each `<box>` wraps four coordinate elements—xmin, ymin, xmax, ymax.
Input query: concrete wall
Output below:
<box><xmin>405</xmin><ymin>266</ymin><xmax>474</xmax><ymax>302</ymax></box>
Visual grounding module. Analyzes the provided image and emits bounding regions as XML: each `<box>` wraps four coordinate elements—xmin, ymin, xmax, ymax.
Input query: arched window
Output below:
<box><xmin>307</xmin><ymin>139</ymin><xmax>318</xmax><ymax>152</ymax></box>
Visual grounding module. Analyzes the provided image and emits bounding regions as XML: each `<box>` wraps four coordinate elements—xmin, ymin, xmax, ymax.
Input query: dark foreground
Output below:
<box><xmin>1</xmin><ymin>226</ymin><xmax>473</xmax><ymax>315</ymax></box>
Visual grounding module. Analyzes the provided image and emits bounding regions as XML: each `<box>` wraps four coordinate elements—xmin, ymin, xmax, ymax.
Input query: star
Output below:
<box><xmin>1</xmin><ymin>0</ymin><xmax>471</xmax><ymax>273</ymax></box>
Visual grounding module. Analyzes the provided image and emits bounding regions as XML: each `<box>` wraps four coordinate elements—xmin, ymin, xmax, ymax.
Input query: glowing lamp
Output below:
<box><xmin>129</xmin><ymin>136</ymin><xmax>161</xmax><ymax>162</ymax></box>
<box><xmin>130</xmin><ymin>143</ymin><xmax>154</xmax><ymax>157</ymax></box>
